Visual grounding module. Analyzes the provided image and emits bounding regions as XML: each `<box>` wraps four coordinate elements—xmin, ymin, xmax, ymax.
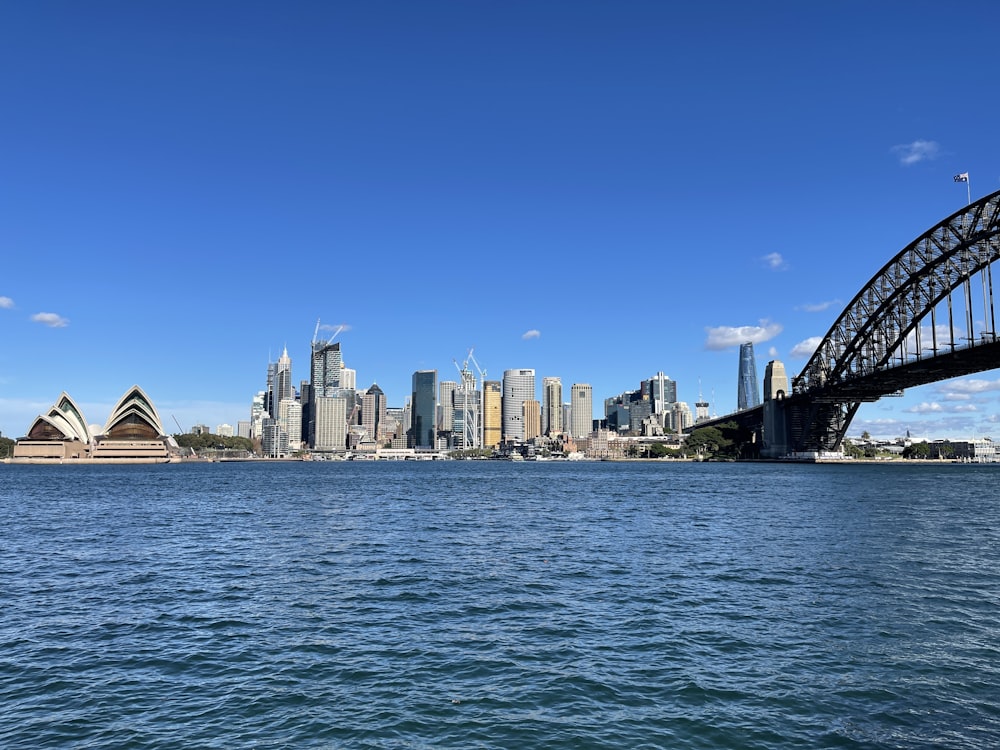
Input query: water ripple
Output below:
<box><xmin>1</xmin><ymin>461</ymin><xmax>999</xmax><ymax>748</ymax></box>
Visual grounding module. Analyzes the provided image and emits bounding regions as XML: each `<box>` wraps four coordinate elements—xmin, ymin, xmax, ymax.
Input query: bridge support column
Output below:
<box><xmin>761</xmin><ymin>398</ymin><xmax>790</xmax><ymax>459</ymax></box>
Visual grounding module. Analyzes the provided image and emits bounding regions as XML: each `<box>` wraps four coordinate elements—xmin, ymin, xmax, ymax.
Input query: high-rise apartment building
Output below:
<box><xmin>737</xmin><ymin>342</ymin><xmax>761</xmax><ymax>410</ymax></box>
<box><xmin>482</xmin><ymin>380</ymin><xmax>502</xmax><ymax>448</ymax></box>
<box><xmin>278</xmin><ymin>397</ymin><xmax>302</xmax><ymax>451</ymax></box>
<box><xmin>523</xmin><ymin>399</ymin><xmax>541</xmax><ymax>441</ymax></box>
<box><xmin>410</xmin><ymin>370</ymin><xmax>437</xmax><ymax>448</ymax></box>
<box><xmin>570</xmin><ymin>383</ymin><xmax>593</xmax><ymax>439</ymax></box>
<box><xmin>542</xmin><ymin>377</ymin><xmax>563</xmax><ymax>436</ymax></box>
<box><xmin>502</xmin><ymin>369</ymin><xmax>535</xmax><ymax>442</ymax></box>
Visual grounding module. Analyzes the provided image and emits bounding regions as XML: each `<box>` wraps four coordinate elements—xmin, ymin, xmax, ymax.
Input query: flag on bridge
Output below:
<box><xmin>954</xmin><ymin>172</ymin><xmax>969</xmax><ymax>182</ymax></box>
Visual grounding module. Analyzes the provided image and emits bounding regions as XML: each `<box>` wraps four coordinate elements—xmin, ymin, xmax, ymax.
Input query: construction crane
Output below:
<box><xmin>312</xmin><ymin>318</ymin><xmax>345</xmax><ymax>347</ymax></box>
<box><xmin>452</xmin><ymin>355</ymin><xmax>478</xmax><ymax>449</ymax></box>
<box><xmin>466</xmin><ymin>348</ymin><xmax>488</xmax><ymax>449</ymax></box>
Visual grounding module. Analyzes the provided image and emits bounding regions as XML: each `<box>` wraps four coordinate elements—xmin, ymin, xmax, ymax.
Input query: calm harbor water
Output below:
<box><xmin>2</xmin><ymin>460</ymin><xmax>998</xmax><ymax>749</ymax></box>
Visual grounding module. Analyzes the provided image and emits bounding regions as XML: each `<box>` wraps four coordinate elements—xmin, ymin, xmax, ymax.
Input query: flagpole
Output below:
<box><xmin>967</xmin><ymin>175</ymin><xmax>971</xmax><ymax>205</ymax></box>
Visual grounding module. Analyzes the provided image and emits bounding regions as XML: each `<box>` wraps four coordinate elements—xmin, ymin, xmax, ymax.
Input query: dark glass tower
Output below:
<box><xmin>737</xmin><ymin>342</ymin><xmax>761</xmax><ymax>411</ymax></box>
<box><xmin>410</xmin><ymin>370</ymin><xmax>437</xmax><ymax>448</ymax></box>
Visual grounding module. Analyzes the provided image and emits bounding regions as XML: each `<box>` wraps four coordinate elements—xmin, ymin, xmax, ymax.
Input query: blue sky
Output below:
<box><xmin>2</xmin><ymin>1</ymin><xmax>1000</xmax><ymax>440</ymax></box>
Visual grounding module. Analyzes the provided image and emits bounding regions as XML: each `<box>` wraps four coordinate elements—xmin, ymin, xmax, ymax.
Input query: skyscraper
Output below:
<box><xmin>276</xmin><ymin>346</ymin><xmax>293</xmax><ymax>403</ymax></box>
<box><xmin>737</xmin><ymin>342</ymin><xmax>761</xmax><ymax>410</ymax></box>
<box><xmin>311</xmin><ymin>341</ymin><xmax>342</xmax><ymax>398</ymax></box>
<box><xmin>410</xmin><ymin>370</ymin><xmax>437</xmax><ymax>448</ymax></box>
<box><xmin>482</xmin><ymin>380</ymin><xmax>502</xmax><ymax>448</ymax></box>
<box><xmin>502</xmin><ymin>369</ymin><xmax>535</xmax><ymax>442</ymax></box>
<box><xmin>542</xmin><ymin>376</ymin><xmax>563</xmax><ymax>436</ymax></box>
<box><xmin>570</xmin><ymin>383</ymin><xmax>593</xmax><ymax>439</ymax></box>
<box><xmin>362</xmin><ymin>383</ymin><xmax>386</xmax><ymax>443</ymax></box>
<box><xmin>438</xmin><ymin>380</ymin><xmax>457</xmax><ymax>434</ymax></box>
<box><xmin>647</xmin><ymin>372</ymin><xmax>676</xmax><ymax>413</ymax></box>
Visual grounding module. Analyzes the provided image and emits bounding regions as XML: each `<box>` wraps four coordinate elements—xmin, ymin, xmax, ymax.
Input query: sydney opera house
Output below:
<box><xmin>10</xmin><ymin>386</ymin><xmax>177</xmax><ymax>463</ymax></box>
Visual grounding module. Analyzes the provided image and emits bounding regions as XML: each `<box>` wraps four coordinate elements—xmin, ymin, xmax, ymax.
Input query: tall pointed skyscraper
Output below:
<box><xmin>737</xmin><ymin>342</ymin><xmax>761</xmax><ymax>411</ymax></box>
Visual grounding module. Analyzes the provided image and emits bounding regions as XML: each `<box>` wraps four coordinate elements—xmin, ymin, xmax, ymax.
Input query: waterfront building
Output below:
<box><xmin>737</xmin><ymin>342</ymin><xmax>761</xmax><ymax>410</ymax></box>
<box><xmin>502</xmin><ymin>369</ymin><xmax>535</xmax><ymax>442</ymax></box>
<box><xmin>482</xmin><ymin>380</ymin><xmax>502</xmax><ymax>448</ymax></box>
<box><xmin>216</xmin><ymin>424</ymin><xmax>234</xmax><ymax>437</ymax></box>
<box><xmin>12</xmin><ymin>392</ymin><xmax>93</xmax><ymax>460</ymax></box>
<box><xmin>278</xmin><ymin>398</ymin><xmax>302</xmax><ymax>451</ymax></box>
<box><xmin>91</xmin><ymin>386</ymin><xmax>172</xmax><ymax>460</ymax></box>
<box><xmin>570</xmin><ymin>383</ymin><xmax>593</xmax><ymax>439</ymax></box>
<box><xmin>11</xmin><ymin>385</ymin><xmax>173</xmax><ymax>462</ymax></box>
<box><xmin>313</xmin><ymin>396</ymin><xmax>347</xmax><ymax>453</ymax></box>
<box><xmin>261</xmin><ymin>417</ymin><xmax>287</xmax><ymax>458</ymax></box>
<box><xmin>523</xmin><ymin>399</ymin><xmax>541</xmax><ymax>441</ymax></box>
<box><xmin>542</xmin><ymin>377</ymin><xmax>563</xmax><ymax>436</ymax></box>
<box><xmin>237</xmin><ymin>421</ymin><xmax>251</xmax><ymax>439</ymax></box>
<box><xmin>410</xmin><ymin>370</ymin><xmax>437</xmax><ymax>448</ymax></box>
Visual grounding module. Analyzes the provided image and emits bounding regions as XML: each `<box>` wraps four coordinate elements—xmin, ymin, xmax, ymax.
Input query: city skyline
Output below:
<box><xmin>3</xmin><ymin>3</ymin><xmax>1000</xmax><ymax>441</ymax></box>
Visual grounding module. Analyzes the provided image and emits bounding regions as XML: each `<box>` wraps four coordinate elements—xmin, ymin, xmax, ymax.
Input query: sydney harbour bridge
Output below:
<box><xmin>695</xmin><ymin>189</ymin><xmax>1000</xmax><ymax>459</ymax></box>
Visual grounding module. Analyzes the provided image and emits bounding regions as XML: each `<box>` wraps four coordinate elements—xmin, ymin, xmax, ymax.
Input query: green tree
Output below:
<box><xmin>685</xmin><ymin>426</ymin><xmax>730</xmax><ymax>458</ymax></box>
<box><xmin>647</xmin><ymin>442</ymin><xmax>670</xmax><ymax>458</ymax></box>
<box><xmin>0</xmin><ymin>436</ymin><xmax>14</xmax><ymax>459</ymax></box>
<box><xmin>902</xmin><ymin>441</ymin><xmax>930</xmax><ymax>459</ymax></box>
<box><xmin>174</xmin><ymin>433</ymin><xmax>253</xmax><ymax>453</ymax></box>
<box><xmin>841</xmin><ymin>438</ymin><xmax>863</xmax><ymax>459</ymax></box>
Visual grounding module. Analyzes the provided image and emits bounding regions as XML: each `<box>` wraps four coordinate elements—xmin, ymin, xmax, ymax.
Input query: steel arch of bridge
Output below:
<box><xmin>786</xmin><ymin>189</ymin><xmax>1000</xmax><ymax>452</ymax></box>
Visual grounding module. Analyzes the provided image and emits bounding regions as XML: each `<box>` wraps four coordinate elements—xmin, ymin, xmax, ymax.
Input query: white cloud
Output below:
<box><xmin>762</xmin><ymin>252</ymin><xmax>787</xmax><ymax>271</ymax></box>
<box><xmin>797</xmin><ymin>300</ymin><xmax>838</xmax><ymax>313</ymax></box>
<box><xmin>31</xmin><ymin>312</ymin><xmax>69</xmax><ymax>328</ymax></box>
<box><xmin>0</xmin><ymin>296</ymin><xmax>13</xmax><ymax>309</ymax></box>
<box><xmin>941</xmin><ymin>392</ymin><xmax>972</xmax><ymax>401</ymax></box>
<box><xmin>944</xmin><ymin>378</ymin><xmax>1000</xmax><ymax>394</ymax></box>
<box><xmin>906</xmin><ymin>402</ymin><xmax>944</xmax><ymax>414</ymax></box>
<box><xmin>768</xmin><ymin>346</ymin><xmax>778</xmax><ymax>358</ymax></box>
<box><xmin>891</xmin><ymin>139</ymin><xmax>940</xmax><ymax>166</ymax></box>
<box><xmin>790</xmin><ymin>336</ymin><xmax>823</xmax><ymax>358</ymax></box>
<box><xmin>704</xmin><ymin>321</ymin><xmax>782</xmax><ymax>351</ymax></box>
<box><xmin>521</xmin><ymin>329</ymin><xmax>541</xmax><ymax>340</ymax></box>
<box><xmin>952</xmin><ymin>404</ymin><xmax>978</xmax><ymax>413</ymax></box>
